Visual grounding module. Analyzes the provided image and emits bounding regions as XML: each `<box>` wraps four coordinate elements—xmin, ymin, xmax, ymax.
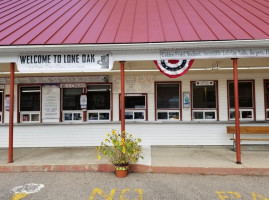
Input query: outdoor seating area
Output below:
<box><xmin>227</xmin><ymin>126</ymin><xmax>269</xmax><ymax>151</ymax></box>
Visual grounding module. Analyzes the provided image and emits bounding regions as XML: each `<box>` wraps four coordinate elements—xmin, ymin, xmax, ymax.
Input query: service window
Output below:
<box><xmin>192</xmin><ymin>81</ymin><xmax>218</xmax><ymax>121</ymax></box>
<box><xmin>156</xmin><ymin>82</ymin><xmax>180</xmax><ymax>120</ymax></box>
<box><xmin>0</xmin><ymin>89</ymin><xmax>3</xmax><ymax>123</ymax></box>
<box><xmin>87</xmin><ymin>84</ymin><xmax>111</xmax><ymax>121</ymax></box>
<box><xmin>265</xmin><ymin>80</ymin><xmax>269</xmax><ymax>120</ymax></box>
<box><xmin>62</xmin><ymin>88</ymin><xmax>83</xmax><ymax>122</ymax></box>
<box><xmin>19</xmin><ymin>86</ymin><xmax>41</xmax><ymax>123</ymax></box>
<box><xmin>120</xmin><ymin>94</ymin><xmax>147</xmax><ymax>120</ymax></box>
<box><xmin>228</xmin><ymin>81</ymin><xmax>254</xmax><ymax>121</ymax></box>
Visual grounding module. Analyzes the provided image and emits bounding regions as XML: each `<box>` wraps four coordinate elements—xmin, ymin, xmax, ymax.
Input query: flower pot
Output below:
<box><xmin>115</xmin><ymin>165</ymin><xmax>129</xmax><ymax>178</ymax></box>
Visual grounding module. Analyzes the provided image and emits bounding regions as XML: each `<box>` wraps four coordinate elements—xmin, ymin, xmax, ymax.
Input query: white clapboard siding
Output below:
<box><xmin>0</xmin><ymin>123</ymin><xmax>268</xmax><ymax>147</ymax></box>
<box><xmin>1</xmin><ymin>71</ymin><xmax>269</xmax><ymax>147</ymax></box>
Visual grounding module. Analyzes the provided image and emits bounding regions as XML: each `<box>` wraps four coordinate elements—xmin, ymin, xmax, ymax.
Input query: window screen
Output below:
<box><xmin>229</xmin><ymin>81</ymin><xmax>253</xmax><ymax>108</ymax></box>
<box><xmin>0</xmin><ymin>90</ymin><xmax>2</xmax><ymax>112</ymax></box>
<box><xmin>125</xmin><ymin>96</ymin><xmax>145</xmax><ymax>109</ymax></box>
<box><xmin>20</xmin><ymin>86</ymin><xmax>40</xmax><ymax>111</ymax></box>
<box><xmin>192</xmin><ymin>83</ymin><xmax>216</xmax><ymax>108</ymax></box>
<box><xmin>265</xmin><ymin>81</ymin><xmax>269</xmax><ymax>108</ymax></box>
<box><xmin>157</xmin><ymin>83</ymin><xmax>179</xmax><ymax>109</ymax></box>
<box><xmin>87</xmin><ymin>85</ymin><xmax>110</xmax><ymax>110</ymax></box>
<box><xmin>62</xmin><ymin>88</ymin><xmax>83</xmax><ymax>110</ymax></box>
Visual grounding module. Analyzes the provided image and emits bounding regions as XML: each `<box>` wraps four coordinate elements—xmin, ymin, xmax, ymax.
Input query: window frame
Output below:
<box><xmin>0</xmin><ymin>86</ymin><xmax>4</xmax><ymax>123</ymax></box>
<box><xmin>18</xmin><ymin>84</ymin><xmax>42</xmax><ymax>123</ymax></box>
<box><xmin>264</xmin><ymin>80</ymin><xmax>269</xmax><ymax>120</ymax></box>
<box><xmin>61</xmin><ymin>85</ymin><xmax>85</xmax><ymax>122</ymax></box>
<box><xmin>62</xmin><ymin>110</ymin><xmax>83</xmax><ymax>122</ymax></box>
<box><xmin>191</xmin><ymin>81</ymin><xmax>219</xmax><ymax>121</ymax></box>
<box><xmin>227</xmin><ymin>80</ymin><xmax>255</xmax><ymax>121</ymax></box>
<box><xmin>86</xmin><ymin>83</ymin><xmax>112</xmax><ymax>121</ymax></box>
<box><xmin>119</xmin><ymin>93</ymin><xmax>148</xmax><ymax>121</ymax></box>
<box><xmin>60</xmin><ymin>82</ymin><xmax>113</xmax><ymax>122</ymax></box>
<box><xmin>155</xmin><ymin>82</ymin><xmax>182</xmax><ymax>121</ymax></box>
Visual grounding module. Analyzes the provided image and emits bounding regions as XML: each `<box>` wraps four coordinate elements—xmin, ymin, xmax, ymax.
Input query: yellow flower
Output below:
<box><xmin>112</xmin><ymin>130</ymin><xmax>116</xmax><ymax>135</ymax></box>
<box><xmin>121</xmin><ymin>138</ymin><xmax>124</xmax><ymax>142</ymax></box>
<box><xmin>130</xmin><ymin>134</ymin><xmax>133</xmax><ymax>138</ymax></box>
<box><xmin>97</xmin><ymin>154</ymin><xmax>102</xmax><ymax>160</ymax></box>
<box><xmin>120</xmin><ymin>141</ymin><xmax>124</xmax><ymax>146</ymax></box>
<box><xmin>122</xmin><ymin>147</ymin><xmax>126</xmax><ymax>154</ymax></box>
<box><xmin>105</xmin><ymin>139</ymin><xmax>108</xmax><ymax>142</ymax></box>
<box><xmin>133</xmin><ymin>149</ymin><xmax>136</xmax><ymax>153</ymax></box>
<box><xmin>107</xmin><ymin>133</ymin><xmax>109</xmax><ymax>137</ymax></box>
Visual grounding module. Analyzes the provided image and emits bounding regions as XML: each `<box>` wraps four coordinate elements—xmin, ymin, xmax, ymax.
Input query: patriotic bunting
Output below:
<box><xmin>154</xmin><ymin>60</ymin><xmax>194</xmax><ymax>78</ymax></box>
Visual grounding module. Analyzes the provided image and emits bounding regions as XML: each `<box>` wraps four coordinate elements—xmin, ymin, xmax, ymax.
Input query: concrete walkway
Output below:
<box><xmin>0</xmin><ymin>146</ymin><xmax>268</xmax><ymax>175</ymax></box>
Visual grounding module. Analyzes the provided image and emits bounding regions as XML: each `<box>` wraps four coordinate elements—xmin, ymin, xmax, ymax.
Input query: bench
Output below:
<box><xmin>227</xmin><ymin>126</ymin><xmax>269</xmax><ymax>151</ymax></box>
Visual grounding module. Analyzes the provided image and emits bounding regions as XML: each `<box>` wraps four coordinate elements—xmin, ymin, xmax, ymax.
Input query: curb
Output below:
<box><xmin>1</xmin><ymin>164</ymin><xmax>268</xmax><ymax>176</ymax></box>
<box><xmin>151</xmin><ymin>166</ymin><xmax>269</xmax><ymax>176</ymax></box>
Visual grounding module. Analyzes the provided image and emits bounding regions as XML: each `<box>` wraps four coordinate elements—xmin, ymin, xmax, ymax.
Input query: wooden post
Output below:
<box><xmin>232</xmin><ymin>58</ymin><xmax>241</xmax><ymax>164</ymax></box>
<box><xmin>8</xmin><ymin>63</ymin><xmax>15</xmax><ymax>163</ymax></box>
<box><xmin>120</xmin><ymin>61</ymin><xmax>125</xmax><ymax>140</ymax></box>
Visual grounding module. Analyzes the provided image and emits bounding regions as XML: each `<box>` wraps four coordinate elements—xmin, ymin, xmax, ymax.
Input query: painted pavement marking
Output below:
<box><xmin>89</xmin><ymin>188</ymin><xmax>143</xmax><ymax>200</ymax></box>
<box><xmin>216</xmin><ymin>191</ymin><xmax>268</xmax><ymax>200</ymax></box>
<box><xmin>11</xmin><ymin>183</ymin><xmax>44</xmax><ymax>200</ymax></box>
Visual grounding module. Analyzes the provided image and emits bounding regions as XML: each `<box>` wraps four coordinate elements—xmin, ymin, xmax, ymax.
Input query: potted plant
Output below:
<box><xmin>97</xmin><ymin>130</ymin><xmax>143</xmax><ymax>178</ymax></box>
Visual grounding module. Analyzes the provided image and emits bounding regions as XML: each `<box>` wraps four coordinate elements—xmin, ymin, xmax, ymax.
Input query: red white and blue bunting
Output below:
<box><xmin>154</xmin><ymin>60</ymin><xmax>194</xmax><ymax>78</ymax></box>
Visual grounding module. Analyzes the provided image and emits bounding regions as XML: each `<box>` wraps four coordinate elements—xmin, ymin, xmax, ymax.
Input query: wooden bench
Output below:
<box><xmin>227</xmin><ymin>126</ymin><xmax>269</xmax><ymax>151</ymax></box>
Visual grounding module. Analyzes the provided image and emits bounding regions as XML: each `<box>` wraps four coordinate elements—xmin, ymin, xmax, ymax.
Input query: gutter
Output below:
<box><xmin>0</xmin><ymin>39</ymin><xmax>268</xmax><ymax>53</ymax></box>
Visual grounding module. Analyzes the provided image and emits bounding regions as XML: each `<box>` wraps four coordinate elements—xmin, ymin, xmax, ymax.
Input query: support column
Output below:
<box><xmin>8</xmin><ymin>63</ymin><xmax>15</xmax><ymax>163</ymax></box>
<box><xmin>232</xmin><ymin>58</ymin><xmax>241</xmax><ymax>164</ymax></box>
<box><xmin>120</xmin><ymin>61</ymin><xmax>125</xmax><ymax>140</ymax></box>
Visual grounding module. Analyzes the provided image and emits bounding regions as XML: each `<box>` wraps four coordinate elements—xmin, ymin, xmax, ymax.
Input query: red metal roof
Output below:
<box><xmin>0</xmin><ymin>0</ymin><xmax>268</xmax><ymax>45</ymax></box>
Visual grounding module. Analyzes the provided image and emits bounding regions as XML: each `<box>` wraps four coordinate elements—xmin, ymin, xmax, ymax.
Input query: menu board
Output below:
<box><xmin>42</xmin><ymin>85</ymin><xmax>60</xmax><ymax>119</ymax></box>
<box><xmin>112</xmin><ymin>75</ymin><xmax>154</xmax><ymax>93</ymax></box>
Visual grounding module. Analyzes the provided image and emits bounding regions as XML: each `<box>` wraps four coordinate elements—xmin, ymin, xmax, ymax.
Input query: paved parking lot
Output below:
<box><xmin>1</xmin><ymin>172</ymin><xmax>268</xmax><ymax>200</ymax></box>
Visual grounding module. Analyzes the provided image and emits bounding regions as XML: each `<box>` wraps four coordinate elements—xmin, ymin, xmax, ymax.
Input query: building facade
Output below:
<box><xmin>0</xmin><ymin>0</ymin><xmax>268</xmax><ymax>149</ymax></box>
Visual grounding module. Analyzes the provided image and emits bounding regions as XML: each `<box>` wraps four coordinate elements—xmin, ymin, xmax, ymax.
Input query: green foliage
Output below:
<box><xmin>97</xmin><ymin>130</ymin><xmax>143</xmax><ymax>166</ymax></box>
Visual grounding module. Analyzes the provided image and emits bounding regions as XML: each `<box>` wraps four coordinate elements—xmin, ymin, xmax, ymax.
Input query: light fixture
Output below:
<box><xmin>21</xmin><ymin>90</ymin><xmax>41</xmax><ymax>93</ymax></box>
<box><xmin>211</xmin><ymin>63</ymin><xmax>220</xmax><ymax>72</ymax></box>
<box><xmin>87</xmin><ymin>89</ymin><xmax>110</xmax><ymax>92</ymax></box>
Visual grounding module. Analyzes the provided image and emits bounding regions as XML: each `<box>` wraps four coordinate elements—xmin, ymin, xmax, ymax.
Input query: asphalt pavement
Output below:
<box><xmin>1</xmin><ymin>172</ymin><xmax>269</xmax><ymax>200</ymax></box>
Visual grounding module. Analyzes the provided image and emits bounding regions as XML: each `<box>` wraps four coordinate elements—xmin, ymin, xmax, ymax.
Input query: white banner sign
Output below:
<box><xmin>17</xmin><ymin>53</ymin><xmax>113</xmax><ymax>72</ymax></box>
<box><xmin>161</xmin><ymin>48</ymin><xmax>269</xmax><ymax>59</ymax></box>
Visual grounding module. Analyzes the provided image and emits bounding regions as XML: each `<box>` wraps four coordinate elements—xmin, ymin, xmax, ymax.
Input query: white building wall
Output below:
<box><xmin>181</xmin><ymin>79</ymin><xmax>191</xmax><ymax>121</ymax></box>
<box><xmin>1</xmin><ymin>72</ymin><xmax>269</xmax><ymax>147</ymax></box>
<box><xmin>0</xmin><ymin>123</ymin><xmax>268</xmax><ymax>147</ymax></box>
<box><xmin>218</xmin><ymin>78</ymin><xmax>228</xmax><ymax>121</ymax></box>
<box><xmin>255</xmin><ymin>77</ymin><xmax>265</xmax><ymax>121</ymax></box>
